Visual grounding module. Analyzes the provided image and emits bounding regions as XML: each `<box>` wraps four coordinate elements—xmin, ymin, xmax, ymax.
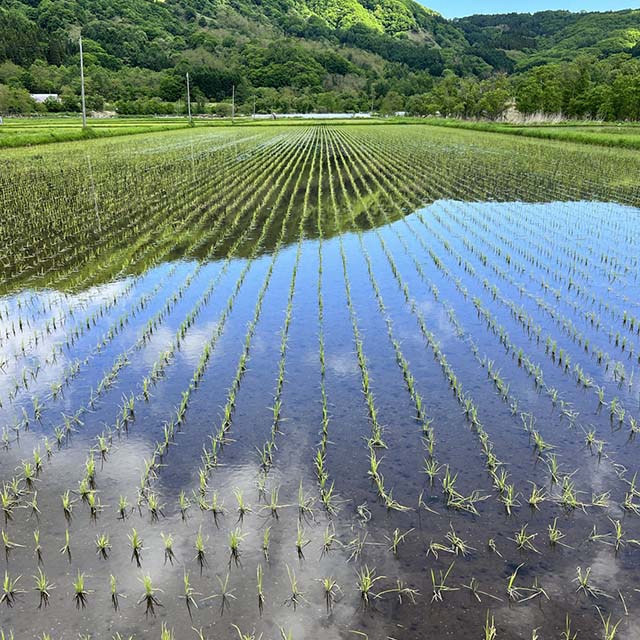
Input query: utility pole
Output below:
<box><xmin>231</xmin><ymin>84</ymin><xmax>235</xmax><ymax>124</ymax></box>
<box><xmin>252</xmin><ymin>95</ymin><xmax>256</xmax><ymax>119</ymax></box>
<box><xmin>186</xmin><ymin>72</ymin><xmax>192</xmax><ymax>125</ymax></box>
<box><xmin>79</xmin><ymin>35</ymin><xmax>87</xmax><ymax>128</ymax></box>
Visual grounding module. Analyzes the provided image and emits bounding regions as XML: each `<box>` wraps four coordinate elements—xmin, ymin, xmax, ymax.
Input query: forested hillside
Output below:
<box><xmin>0</xmin><ymin>0</ymin><xmax>639</xmax><ymax>119</ymax></box>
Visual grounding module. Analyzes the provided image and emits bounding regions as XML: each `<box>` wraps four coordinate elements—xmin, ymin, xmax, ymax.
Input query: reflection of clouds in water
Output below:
<box><xmin>0</xmin><ymin>278</ymin><xmax>135</xmax><ymax>413</ymax></box>
<box><xmin>396</xmin><ymin>299</ymin><xmax>455</xmax><ymax>349</ymax></box>
<box><xmin>180</xmin><ymin>320</ymin><xmax>222</xmax><ymax>366</ymax></box>
<box><xmin>140</xmin><ymin>324</ymin><xmax>174</xmax><ymax>369</ymax></box>
<box><xmin>327</xmin><ymin>352</ymin><xmax>358</xmax><ymax>377</ymax></box>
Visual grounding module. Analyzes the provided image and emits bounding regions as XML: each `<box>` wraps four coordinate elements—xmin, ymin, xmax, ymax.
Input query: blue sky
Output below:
<box><xmin>425</xmin><ymin>1</ymin><xmax>639</xmax><ymax>18</ymax></box>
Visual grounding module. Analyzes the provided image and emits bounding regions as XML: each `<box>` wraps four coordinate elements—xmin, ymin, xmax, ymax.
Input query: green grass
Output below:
<box><xmin>4</xmin><ymin>114</ymin><xmax>640</xmax><ymax>151</ymax></box>
<box><xmin>421</xmin><ymin>117</ymin><xmax>640</xmax><ymax>150</ymax></box>
<box><xmin>0</xmin><ymin>116</ymin><xmax>191</xmax><ymax>148</ymax></box>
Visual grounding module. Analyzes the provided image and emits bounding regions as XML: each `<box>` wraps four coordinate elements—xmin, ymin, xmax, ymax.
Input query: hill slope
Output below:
<box><xmin>0</xmin><ymin>0</ymin><xmax>638</xmax><ymax>119</ymax></box>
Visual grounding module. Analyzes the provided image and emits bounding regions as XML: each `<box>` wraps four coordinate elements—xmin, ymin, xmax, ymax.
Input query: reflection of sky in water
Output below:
<box><xmin>0</xmin><ymin>200</ymin><xmax>639</xmax><ymax>638</ymax></box>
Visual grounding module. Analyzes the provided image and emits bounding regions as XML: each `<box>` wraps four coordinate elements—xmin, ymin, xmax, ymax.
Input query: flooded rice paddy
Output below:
<box><xmin>1</xmin><ymin>125</ymin><xmax>640</xmax><ymax>639</ymax></box>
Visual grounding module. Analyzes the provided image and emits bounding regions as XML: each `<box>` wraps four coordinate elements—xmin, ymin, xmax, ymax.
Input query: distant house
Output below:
<box><xmin>30</xmin><ymin>93</ymin><xmax>60</xmax><ymax>103</ymax></box>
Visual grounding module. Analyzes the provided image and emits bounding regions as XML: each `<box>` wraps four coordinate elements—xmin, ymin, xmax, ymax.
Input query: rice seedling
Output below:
<box><xmin>0</xmin><ymin>486</ymin><xmax>17</xmax><ymax>523</ymax></box>
<box><xmin>262</xmin><ymin>526</ymin><xmax>271</xmax><ymax>562</ymax></box>
<box><xmin>61</xmin><ymin>490</ymin><xmax>75</xmax><ymax>520</ymax></box>
<box><xmin>320</xmin><ymin>576</ymin><xmax>340</xmax><ymax>612</ymax></box>
<box><xmin>506</xmin><ymin>564</ymin><xmax>524</xmax><ymax>601</ymax></box>
<box><xmin>178</xmin><ymin>490</ymin><xmax>191</xmax><ymax>520</ymax></box>
<box><xmin>110</xmin><ymin>574</ymin><xmax>124</xmax><ymax>611</ymax></box>
<box><xmin>462</xmin><ymin>577</ymin><xmax>501</xmax><ymax>603</ymax></box>
<box><xmin>231</xmin><ymin>625</ymin><xmax>261</xmax><ymax>640</ymax></box>
<box><xmin>297</xmin><ymin>480</ymin><xmax>315</xmax><ymax>521</ymax></box>
<box><xmin>72</xmin><ymin>571</ymin><xmax>91</xmax><ymax>609</ymax></box>
<box><xmin>1</xmin><ymin>572</ymin><xmax>24</xmax><ymax>607</ymax></box>
<box><xmin>295</xmin><ymin>522</ymin><xmax>310</xmax><ymax>559</ymax></box>
<box><xmin>548</xmin><ymin>518</ymin><xmax>571</xmax><ymax>548</ymax></box>
<box><xmin>510</xmin><ymin>524</ymin><xmax>540</xmax><ymax>554</ymax></box>
<box><xmin>33</xmin><ymin>529</ymin><xmax>42</xmax><ymax>564</ymax></box>
<box><xmin>483</xmin><ymin>611</ymin><xmax>497</xmax><ymax>640</ymax></box>
<box><xmin>182</xmin><ymin>571</ymin><xmax>199</xmax><ymax>617</ymax></box>
<box><xmin>2</xmin><ymin>530</ymin><xmax>24</xmax><ymax>561</ymax></box>
<box><xmin>527</xmin><ymin>483</ymin><xmax>547</xmax><ymax>510</ymax></box>
<box><xmin>423</xmin><ymin>458</ymin><xmax>442</xmax><ymax>485</ymax></box>
<box><xmin>234</xmin><ymin>489</ymin><xmax>252</xmax><ymax>522</ymax></box>
<box><xmin>431</xmin><ymin>562</ymin><xmax>458</xmax><ymax>603</ymax></box>
<box><xmin>321</xmin><ymin>523</ymin><xmax>339</xmax><ymax>558</ymax></box>
<box><xmin>256</xmin><ymin>564</ymin><xmax>264</xmax><ymax>614</ymax></box>
<box><xmin>95</xmin><ymin>533</ymin><xmax>111</xmax><ymax>559</ymax></box>
<box><xmin>59</xmin><ymin>528</ymin><xmax>71</xmax><ymax>561</ymax></box>
<box><xmin>597</xmin><ymin>607</ymin><xmax>622</xmax><ymax>640</ymax></box>
<box><xmin>205</xmin><ymin>573</ymin><xmax>236</xmax><ymax>616</ymax></box>
<box><xmin>228</xmin><ymin>528</ymin><xmax>246</xmax><ymax>567</ymax></box>
<box><xmin>518</xmin><ymin>577</ymin><xmax>549</xmax><ymax>603</ymax></box>
<box><xmin>446</xmin><ymin>524</ymin><xmax>475</xmax><ymax>557</ymax></box>
<box><xmin>128</xmin><ymin>528</ymin><xmax>144</xmax><ymax>567</ymax></box>
<box><xmin>488</xmin><ymin>538</ymin><xmax>503</xmax><ymax>557</ymax></box>
<box><xmin>573</xmin><ymin>567</ymin><xmax>610</xmax><ymax>599</ymax></box>
<box><xmin>137</xmin><ymin>574</ymin><xmax>162</xmax><ymax>617</ymax></box>
<box><xmin>263</xmin><ymin>486</ymin><xmax>283</xmax><ymax>519</ymax></box>
<box><xmin>209</xmin><ymin>491</ymin><xmax>226</xmax><ymax>525</ymax></box>
<box><xmin>146</xmin><ymin>491</ymin><xmax>164</xmax><ymax>521</ymax></box>
<box><xmin>161</xmin><ymin>532</ymin><xmax>176</xmax><ymax>564</ymax></box>
<box><xmin>284</xmin><ymin>565</ymin><xmax>307</xmax><ymax>610</ymax></box>
<box><xmin>33</xmin><ymin>568</ymin><xmax>54</xmax><ymax>608</ymax></box>
<box><xmin>193</xmin><ymin>526</ymin><xmax>207</xmax><ymax>571</ymax></box>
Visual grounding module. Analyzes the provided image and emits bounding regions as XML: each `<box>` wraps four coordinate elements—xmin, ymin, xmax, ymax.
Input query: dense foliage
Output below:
<box><xmin>0</xmin><ymin>0</ymin><xmax>638</xmax><ymax>119</ymax></box>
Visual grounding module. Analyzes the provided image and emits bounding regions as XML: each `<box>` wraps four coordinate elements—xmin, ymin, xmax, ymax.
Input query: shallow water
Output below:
<box><xmin>1</xmin><ymin>126</ymin><xmax>640</xmax><ymax>639</ymax></box>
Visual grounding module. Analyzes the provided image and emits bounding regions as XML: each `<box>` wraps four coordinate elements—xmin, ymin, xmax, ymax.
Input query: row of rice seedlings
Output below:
<box><xmin>328</xmin><ymin>126</ymin><xmax>506</xmax><ymax>514</ymax></box>
<box><xmin>143</xmin><ymin>129</ymin><xmax>319</xmax><ymax>505</ymax></box>
<box><xmin>325</xmin><ymin>128</ymin><xmax>441</xmax><ymax>519</ymax></box>
<box><xmin>325</xmin><ymin>129</ymin><xmax>410</xmax><ymax>514</ymax></box>
<box><xmin>474</xmin><ymin>198</ymin><xmax>639</xmax><ymax>341</ymax></box>
<box><xmin>449</xmin><ymin>203</ymin><xmax>640</xmax><ymax>386</ymax></box>
<box><xmin>342</xmin><ymin>131</ymin><xmax>633</xmax><ymax>510</ymax></box>
<box><xmin>0</xmin><ymin>267</ymin><xmax>178</xmax><ymax>443</ymax></box>
<box><xmin>2</xmin><ymin>129</ymin><xmax>314</xmax><ymax>512</ymax></box>
<box><xmin>255</xmin><ymin>125</ymin><xmax>318</xmax><ymax>480</ymax></box>
<box><xmin>312</xmin><ymin>131</ymin><xmax>337</xmax><ymax>516</ymax></box>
